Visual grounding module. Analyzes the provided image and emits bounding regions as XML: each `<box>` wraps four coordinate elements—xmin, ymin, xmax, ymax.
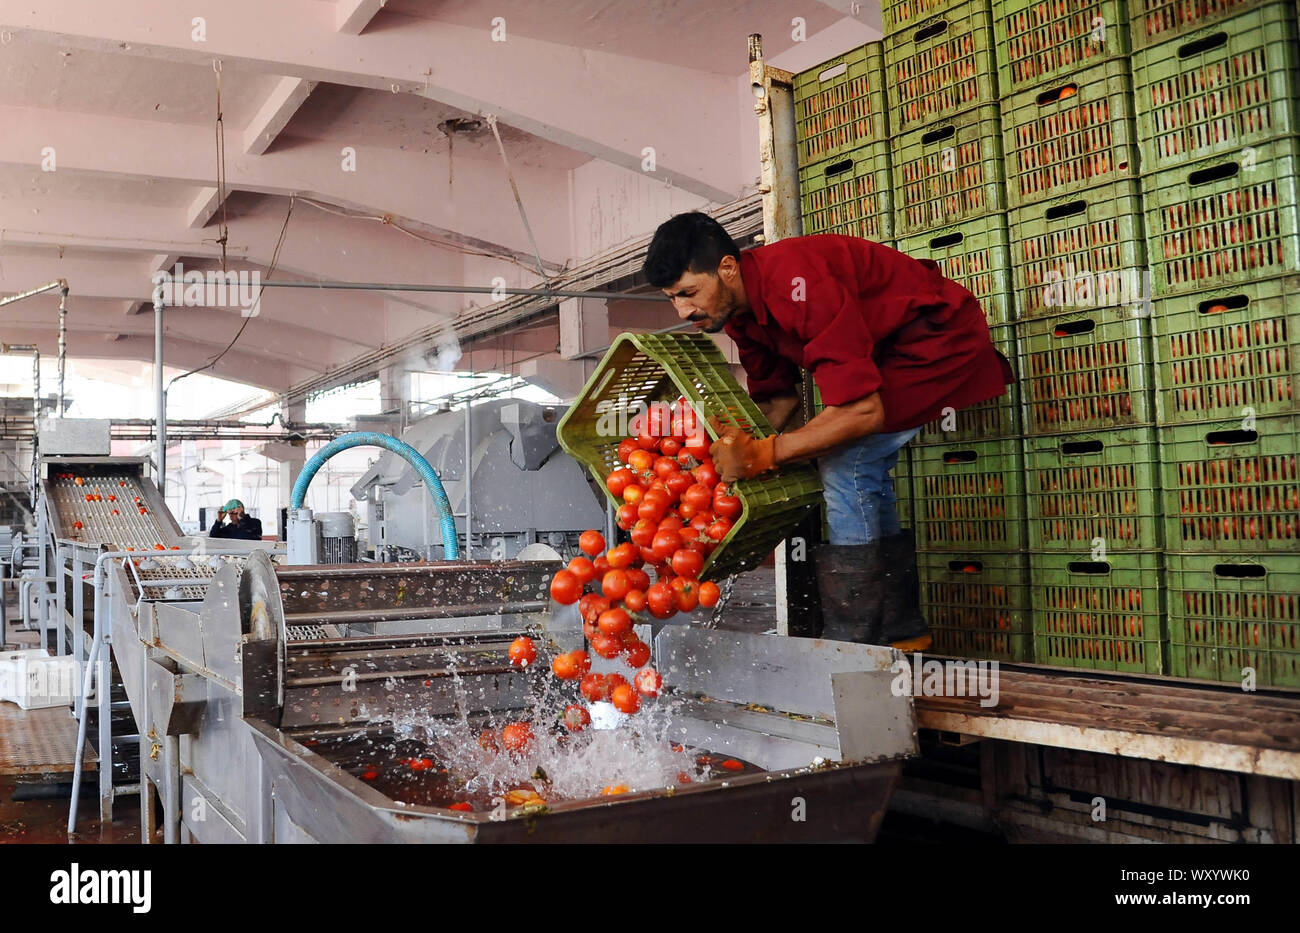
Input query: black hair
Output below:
<box><xmin>642</xmin><ymin>212</ymin><xmax>741</xmax><ymax>288</ymax></box>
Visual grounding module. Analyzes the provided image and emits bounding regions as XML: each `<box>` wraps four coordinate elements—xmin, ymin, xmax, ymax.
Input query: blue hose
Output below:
<box><xmin>290</xmin><ymin>431</ymin><xmax>460</xmax><ymax>560</ymax></box>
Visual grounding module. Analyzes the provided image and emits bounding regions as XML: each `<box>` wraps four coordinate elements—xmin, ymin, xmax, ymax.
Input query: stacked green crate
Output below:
<box><xmin>885</xmin><ymin>2</ymin><xmax>1028</xmax><ymax>660</ymax></box>
<box><xmin>993</xmin><ymin>0</ymin><xmax>1164</xmax><ymax>672</ymax></box>
<box><xmin>1133</xmin><ymin>0</ymin><xmax>1300</xmax><ymax>686</ymax></box>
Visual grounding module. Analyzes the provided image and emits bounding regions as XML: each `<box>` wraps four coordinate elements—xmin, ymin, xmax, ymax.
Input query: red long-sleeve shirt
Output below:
<box><xmin>724</xmin><ymin>234</ymin><xmax>1014</xmax><ymax>434</ymax></box>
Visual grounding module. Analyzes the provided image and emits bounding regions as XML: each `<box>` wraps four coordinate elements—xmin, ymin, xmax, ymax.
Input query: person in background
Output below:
<box><xmin>209</xmin><ymin>499</ymin><xmax>263</xmax><ymax>540</ymax></box>
<box><xmin>642</xmin><ymin>212</ymin><xmax>1014</xmax><ymax>651</ymax></box>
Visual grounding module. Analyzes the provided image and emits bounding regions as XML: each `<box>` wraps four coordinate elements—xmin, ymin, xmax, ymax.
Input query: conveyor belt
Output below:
<box><xmin>46</xmin><ymin>473</ymin><xmax>173</xmax><ymax>549</ymax></box>
<box><xmin>913</xmin><ymin>661</ymin><xmax>1300</xmax><ymax>779</ymax></box>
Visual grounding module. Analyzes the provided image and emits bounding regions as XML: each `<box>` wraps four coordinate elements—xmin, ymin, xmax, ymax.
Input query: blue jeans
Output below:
<box><xmin>818</xmin><ymin>428</ymin><xmax>921</xmax><ymax>545</ymax></box>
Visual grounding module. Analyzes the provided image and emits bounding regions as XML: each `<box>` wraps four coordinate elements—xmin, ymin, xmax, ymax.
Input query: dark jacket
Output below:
<box><xmin>209</xmin><ymin>515</ymin><xmax>263</xmax><ymax>540</ymax></box>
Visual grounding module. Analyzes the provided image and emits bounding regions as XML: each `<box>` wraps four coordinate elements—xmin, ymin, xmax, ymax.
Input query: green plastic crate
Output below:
<box><xmin>1030</xmin><ymin>551</ymin><xmax>1165</xmax><ymax>673</ymax></box>
<box><xmin>884</xmin><ymin>5</ymin><xmax>1000</xmax><ymax>135</ymax></box>
<box><xmin>555</xmin><ymin>333</ymin><xmax>823</xmax><ymax>581</ymax></box>
<box><xmin>917</xmin><ymin>326</ymin><xmax>1022</xmax><ymax>443</ymax></box>
<box><xmin>1024</xmin><ymin>426</ymin><xmax>1163</xmax><ymax>551</ymax></box>
<box><xmin>913</xmin><ymin>438</ymin><xmax>1027</xmax><ymax>550</ymax></box>
<box><xmin>1166</xmin><ymin>553</ymin><xmax>1300</xmax><ymax>687</ymax></box>
<box><xmin>1130</xmin><ymin>0</ymin><xmax>1271</xmax><ymax>51</ymax></box>
<box><xmin>795</xmin><ymin>44</ymin><xmax>889</xmax><ymax>167</ymax></box>
<box><xmin>1017</xmin><ymin>311</ymin><xmax>1156</xmax><ymax>433</ymax></box>
<box><xmin>1133</xmin><ymin>2</ymin><xmax>1300</xmax><ymax>175</ymax></box>
<box><xmin>897</xmin><ymin>214</ymin><xmax>1016</xmax><ymax>325</ymax></box>
<box><xmin>1152</xmin><ymin>273</ymin><xmax>1300</xmax><ymax>425</ymax></box>
<box><xmin>894</xmin><ymin>443</ymin><xmax>913</xmax><ymax>529</ymax></box>
<box><xmin>1159</xmin><ymin>412</ymin><xmax>1300</xmax><ymax>552</ymax></box>
<box><xmin>891</xmin><ymin>104</ymin><xmax>1006</xmax><ymax>235</ymax></box>
<box><xmin>993</xmin><ymin>0</ymin><xmax>1131</xmax><ymax>99</ymax></box>
<box><xmin>1008</xmin><ymin>180</ymin><xmax>1148</xmax><ymax>319</ymax></box>
<box><xmin>883</xmin><ymin>0</ymin><xmax>977</xmax><ymax>36</ymax></box>
<box><xmin>1143</xmin><ymin>136</ymin><xmax>1300</xmax><ymax>297</ymax></box>
<box><xmin>921</xmin><ymin>551</ymin><xmax>1033</xmax><ymax>661</ymax></box>
<box><xmin>798</xmin><ymin>144</ymin><xmax>894</xmax><ymax>240</ymax></box>
<box><xmin>1000</xmin><ymin>58</ymin><xmax>1139</xmax><ymax>209</ymax></box>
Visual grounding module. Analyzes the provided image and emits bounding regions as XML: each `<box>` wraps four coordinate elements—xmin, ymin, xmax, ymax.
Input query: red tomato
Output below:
<box><xmin>580</xmin><ymin>673</ymin><xmax>611</xmax><ymax>702</ymax></box>
<box><xmin>568</xmin><ymin>556</ymin><xmax>596</xmax><ymax>584</ymax></box>
<box><xmin>658</xmin><ymin>514</ymin><xmax>685</xmax><ymax>532</ymax></box>
<box><xmin>678</xmin><ymin>501</ymin><xmax>699</xmax><ymax>520</ymax></box>
<box><xmin>583</xmin><ymin>619</ymin><xmax>598</xmax><ymax>641</ymax></box>
<box><xmin>677</xmin><ymin>450</ymin><xmax>699</xmax><ymax>467</ymax></box>
<box><xmin>664</xmin><ymin>472</ymin><xmax>693</xmax><ymax>502</ymax></box>
<box><xmin>449</xmin><ymin>802</ymin><xmax>474</xmax><ymax>812</ymax></box>
<box><xmin>610</xmin><ymin>683</ymin><xmax>641</xmax><ymax>714</ymax></box>
<box><xmin>550</xmin><ymin>570</ymin><xmax>581</xmax><ymax>605</ymax></box>
<box><xmin>639</xmin><ymin>546</ymin><xmax>659</xmax><ymax>565</ymax></box>
<box><xmin>628</xmin><ymin>585</ymin><xmax>649</xmax><ymax>614</ymax></box>
<box><xmin>552</xmin><ymin>652</ymin><xmax>581</xmax><ymax>680</ymax></box>
<box><xmin>615</xmin><ymin>504</ymin><xmax>638</xmax><ymax>530</ymax></box>
<box><xmin>646</xmin><ymin>582</ymin><xmax>677</xmax><ymax>619</ymax></box>
<box><xmin>598</xmin><ymin>607</ymin><xmax>632</xmax><ymax>636</ymax></box>
<box><xmin>607</xmin><ymin>542</ymin><xmax>637</xmax><ymax>569</ymax></box>
<box><xmin>698</xmin><ymin>581</ymin><xmax>721</xmax><ymax>608</ymax></box>
<box><xmin>563</xmin><ymin>705</ymin><xmax>591</xmax><ymax>732</ymax></box>
<box><xmin>670</xmin><ymin>577</ymin><xmax>699</xmax><ymax>612</ymax></box>
<box><xmin>625</xmin><ymin>568</ymin><xmax>651</xmax><ymax>592</ymax></box>
<box><xmin>635</xmin><ymin>432</ymin><xmax>659</xmax><ymax>451</ymax></box>
<box><xmin>617</xmin><ymin>438</ymin><xmax>640</xmax><ymax>463</ymax></box>
<box><xmin>362</xmin><ymin>769</ymin><xmax>380</xmax><ymax>781</ymax></box>
<box><xmin>653</xmin><ymin>456</ymin><xmax>681</xmax><ymax>478</ymax></box>
<box><xmin>660</xmin><ymin>438</ymin><xmax>683</xmax><ymax>457</ymax></box>
<box><xmin>637</xmin><ymin>498</ymin><xmax>666</xmax><ymax>524</ymax></box>
<box><xmin>671</xmin><ymin>548</ymin><xmax>704</xmax><ymax>580</ymax></box>
<box><xmin>689</xmin><ymin>513</ymin><xmax>712</xmax><ymax>536</ymax></box>
<box><xmin>706</xmin><ymin>517</ymin><xmax>733</xmax><ymax>541</ymax></box>
<box><xmin>593</xmin><ymin>554</ymin><xmax>611</xmax><ymax>577</ymax></box>
<box><xmin>502</xmin><ymin>722</ymin><xmax>533</xmax><ymax>753</ymax></box>
<box><xmin>630</xmin><ymin>518</ymin><xmax>658</xmax><ymax>548</ymax></box>
<box><xmin>683</xmin><ymin>432</ymin><xmax>710</xmax><ymax>458</ymax></box>
<box><xmin>590</xmin><ymin>631</ymin><xmax>624</xmax><ymax>659</ymax></box>
<box><xmin>507</xmin><ymin>636</ymin><xmax>537</xmax><ymax>668</ymax></box>
<box><xmin>601</xmin><ymin>569</ymin><xmax>630</xmax><ymax>602</ymax></box>
<box><xmin>634</xmin><ymin>667</ymin><xmax>662</xmax><ymax>696</ymax></box>
<box><xmin>570</xmin><ymin>650</ymin><xmax>591</xmax><ymax>675</ymax></box>
<box><xmin>579</xmin><ymin>593</ymin><xmax>611</xmax><ymax>623</ymax></box>
<box><xmin>579</xmin><ymin>530</ymin><xmax>606</xmax><ymax>556</ymax></box>
<box><xmin>622</xmin><ymin>484</ymin><xmax>645</xmax><ymax>505</ymax></box>
<box><xmin>409</xmin><ymin>757</ymin><xmax>435</xmax><ymax>772</ymax></box>
<box><xmin>624</xmin><ymin>640</ymin><xmax>651</xmax><ymax>669</ymax></box>
<box><xmin>651</xmin><ymin>528</ymin><xmax>682</xmax><ymax>563</ymax></box>
<box><xmin>693</xmin><ymin>462</ymin><xmax>720</xmax><ymax>488</ymax></box>
<box><xmin>682</xmin><ymin>483</ymin><xmax>713</xmax><ymax>512</ymax></box>
<box><xmin>628</xmin><ymin>449</ymin><xmax>655</xmax><ymax>472</ymax></box>
<box><xmin>606</xmin><ymin>468</ymin><xmax>636</xmax><ymax>497</ymax></box>
<box><xmin>713</xmin><ymin>493</ymin><xmax>742</xmax><ymax>519</ymax></box>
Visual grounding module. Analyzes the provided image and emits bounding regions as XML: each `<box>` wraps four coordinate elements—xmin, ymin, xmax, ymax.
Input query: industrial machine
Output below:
<box><xmin>124</xmin><ymin>549</ymin><xmax>915</xmax><ymax>843</ymax></box>
<box><xmin>351</xmin><ymin>400</ymin><xmax>607</xmax><ymax>561</ymax></box>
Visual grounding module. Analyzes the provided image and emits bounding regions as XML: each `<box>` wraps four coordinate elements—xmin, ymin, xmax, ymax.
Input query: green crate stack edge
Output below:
<box><xmin>1133</xmin><ymin>0</ymin><xmax>1300</xmax><ymax>687</ymax></box>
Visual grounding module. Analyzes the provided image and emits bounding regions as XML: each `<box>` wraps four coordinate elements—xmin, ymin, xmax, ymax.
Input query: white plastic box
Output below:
<box><xmin>0</xmin><ymin>649</ymin><xmax>77</xmax><ymax>710</ymax></box>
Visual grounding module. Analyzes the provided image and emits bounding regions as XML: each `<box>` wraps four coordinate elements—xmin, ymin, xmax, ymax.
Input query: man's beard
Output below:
<box><xmin>701</xmin><ymin>286</ymin><xmax>738</xmax><ymax>333</ymax></box>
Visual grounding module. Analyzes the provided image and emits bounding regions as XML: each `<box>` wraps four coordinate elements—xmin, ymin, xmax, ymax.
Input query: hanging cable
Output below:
<box><xmin>485</xmin><ymin>113</ymin><xmax>549</xmax><ymax>282</ymax></box>
<box><xmin>213</xmin><ymin>59</ymin><xmax>230</xmax><ymax>272</ymax></box>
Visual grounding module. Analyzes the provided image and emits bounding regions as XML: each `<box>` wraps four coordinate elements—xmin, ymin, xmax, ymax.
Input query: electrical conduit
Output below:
<box><xmin>290</xmin><ymin>432</ymin><xmax>459</xmax><ymax>559</ymax></box>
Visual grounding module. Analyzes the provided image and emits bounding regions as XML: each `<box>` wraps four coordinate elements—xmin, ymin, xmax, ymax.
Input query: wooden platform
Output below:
<box><xmin>914</xmin><ymin>662</ymin><xmax>1300</xmax><ymax>780</ymax></box>
<box><xmin>0</xmin><ymin>703</ymin><xmax>97</xmax><ymax>778</ymax></box>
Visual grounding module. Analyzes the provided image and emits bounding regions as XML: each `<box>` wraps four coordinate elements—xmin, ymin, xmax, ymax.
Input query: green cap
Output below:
<box><xmin>222</xmin><ymin>499</ymin><xmax>244</xmax><ymax>511</ymax></box>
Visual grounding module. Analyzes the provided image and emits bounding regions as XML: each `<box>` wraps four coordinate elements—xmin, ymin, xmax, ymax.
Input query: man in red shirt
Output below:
<box><xmin>643</xmin><ymin>212</ymin><xmax>1014</xmax><ymax>649</ymax></box>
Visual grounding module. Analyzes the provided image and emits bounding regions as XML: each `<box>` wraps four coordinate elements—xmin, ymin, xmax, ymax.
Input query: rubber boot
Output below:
<box><xmin>879</xmin><ymin>529</ymin><xmax>932</xmax><ymax>652</ymax></box>
<box><xmin>814</xmin><ymin>543</ymin><xmax>886</xmax><ymax>645</ymax></box>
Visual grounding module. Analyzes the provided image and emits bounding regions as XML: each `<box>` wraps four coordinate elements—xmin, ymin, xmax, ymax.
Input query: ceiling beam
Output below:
<box><xmin>186</xmin><ymin>186</ymin><xmax>225</xmax><ymax>229</ymax></box>
<box><xmin>336</xmin><ymin>0</ymin><xmax>386</xmax><ymax>35</ymax></box>
<box><xmin>244</xmin><ymin>76</ymin><xmax>318</xmax><ymax>155</ymax></box>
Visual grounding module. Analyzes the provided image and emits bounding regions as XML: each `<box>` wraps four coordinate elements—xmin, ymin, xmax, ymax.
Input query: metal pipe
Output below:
<box><xmin>0</xmin><ymin>279</ymin><xmax>65</xmax><ymax>308</ymax></box>
<box><xmin>56</xmin><ymin>285</ymin><xmax>69</xmax><ymax>417</ymax></box>
<box><xmin>154</xmin><ymin>296</ymin><xmax>166</xmax><ymax>494</ymax></box>
<box><xmin>255</xmin><ymin>280</ymin><xmax>667</xmax><ymax>301</ymax></box>
<box><xmin>463</xmin><ymin>395</ymin><xmax>472</xmax><ymax>561</ymax></box>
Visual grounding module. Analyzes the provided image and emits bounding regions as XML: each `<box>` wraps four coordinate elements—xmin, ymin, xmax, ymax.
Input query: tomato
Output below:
<box><xmin>624</xmin><ymin>568</ymin><xmax>650</xmax><ymax>592</ymax></box>
<box><xmin>501</xmin><ymin>722</ymin><xmax>533</xmax><ymax>753</ymax></box>
<box><xmin>570</xmin><ymin>650</ymin><xmax>591</xmax><ymax>675</ymax></box>
<box><xmin>651</xmin><ymin>528</ymin><xmax>682</xmax><ymax>563</ymax></box>
<box><xmin>579</xmin><ymin>593</ymin><xmax>611</xmax><ymax>623</ymax></box>
<box><xmin>449</xmin><ymin>802</ymin><xmax>474</xmax><ymax>812</ymax></box>
<box><xmin>634</xmin><ymin>667</ymin><xmax>662</xmax><ymax>696</ymax></box>
<box><xmin>677</xmin><ymin>450</ymin><xmax>699</xmax><ymax>467</ymax></box>
<box><xmin>671</xmin><ymin>548</ymin><xmax>704</xmax><ymax>580</ymax></box>
<box><xmin>624</xmin><ymin>640</ymin><xmax>651</xmax><ymax>669</ymax></box>
<box><xmin>693</xmin><ymin>462</ymin><xmax>720</xmax><ymax>488</ymax></box>
<box><xmin>615</xmin><ymin>504</ymin><xmax>638</xmax><ymax>530</ymax></box>
<box><xmin>713</xmin><ymin>493</ymin><xmax>742</xmax><ymax>519</ymax></box>
<box><xmin>678</xmin><ymin>500</ymin><xmax>699</xmax><ymax>520</ymax></box>
<box><xmin>689</xmin><ymin>513</ymin><xmax>712</xmax><ymax>536</ymax></box>
<box><xmin>552</xmin><ymin>651</ymin><xmax>581</xmax><ymax>680</ymax></box>
<box><xmin>507</xmin><ymin>636</ymin><xmax>537</xmax><ymax>668</ymax></box>
<box><xmin>579</xmin><ymin>530</ymin><xmax>606</xmax><ymax>556</ymax></box>
<box><xmin>410</xmin><ymin>757</ymin><xmax>436</xmax><ymax>772</ymax></box>
<box><xmin>670</xmin><ymin>577</ymin><xmax>699</xmax><ymax>613</ymax></box>
<box><xmin>478</xmin><ymin>729</ymin><xmax>500</xmax><ymax>752</ymax></box>
<box><xmin>630</xmin><ymin>518</ymin><xmax>658</xmax><ymax>548</ymax></box>
<box><xmin>658</xmin><ymin>513</ymin><xmax>685</xmax><ymax>532</ymax></box>
<box><xmin>622</xmin><ymin>484</ymin><xmax>645</xmax><ymax>505</ymax></box>
<box><xmin>590</xmin><ymin>631</ymin><xmax>624</xmax><ymax>659</ymax></box>
<box><xmin>664</xmin><ymin>471</ymin><xmax>693</xmax><ymax>502</ymax></box>
<box><xmin>646</xmin><ymin>582</ymin><xmax>677</xmax><ymax>619</ymax></box>
<box><xmin>607</xmin><ymin>542</ymin><xmax>637</xmax><ymax>569</ymax></box>
<box><xmin>682</xmin><ymin>483</ymin><xmax>713</xmax><ymax>512</ymax></box>
<box><xmin>706</xmin><ymin>517</ymin><xmax>733</xmax><ymax>541</ymax></box>
<box><xmin>653</xmin><ymin>456</ymin><xmax>681</xmax><ymax>478</ymax></box>
<box><xmin>628</xmin><ymin>448</ymin><xmax>655</xmax><ymax>472</ymax></box>
<box><xmin>362</xmin><ymin>769</ymin><xmax>380</xmax><ymax>781</ymax></box>
<box><xmin>550</xmin><ymin>569</ymin><xmax>581</xmax><ymax>605</ymax></box>
<box><xmin>583</xmin><ymin>618</ymin><xmax>598</xmax><ymax>640</ymax></box>
<box><xmin>617</xmin><ymin>438</ymin><xmax>640</xmax><ymax>463</ymax></box>
<box><xmin>660</xmin><ymin>438</ymin><xmax>683</xmax><ymax>457</ymax></box>
<box><xmin>639</xmin><ymin>545</ymin><xmax>660</xmax><ymax>565</ymax></box>
<box><xmin>563</xmin><ymin>705</ymin><xmax>591</xmax><ymax>732</ymax></box>
<box><xmin>606</xmin><ymin>468</ymin><xmax>636</xmax><ymax>497</ymax></box>
<box><xmin>637</xmin><ymin>498</ymin><xmax>666</xmax><ymax>524</ymax></box>
<box><xmin>698</xmin><ymin>581</ymin><xmax>721</xmax><ymax>608</ymax></box>
<box><xmin>598</xmin><ymin>607</ymin><xmax>632</xmax><ymax>636</ymax></box>
<box><xmin>635</xmin><ymin>432</ymin><xmax>660</xmax><ymax>452</ymax></box>
<box><xmin>580</xmin><ymin>673</ymin><xmax>610</xmax><ymax>702</ymax></box>
<box><xmin>720</xmin><ymin>759</ymin><xmax>744</xmax><ymax>771</ymax></box>
<box><xmin>683</xmin><ymin>431</ymin><xmax>710</xmax><ymax>458</ymax></box>
<box><xmin>568</xmin><ymin>556</ymin><xmax>596</xmax><ymax>584</ymax></box>
<box><xmin>610</xmin><ymin>683</ymin><xmax>641</xmax><ymax>714</ymax></box>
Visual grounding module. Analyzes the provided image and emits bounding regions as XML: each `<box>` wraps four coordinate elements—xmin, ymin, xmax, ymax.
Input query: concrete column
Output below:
<box><xmin>275</xmin><ymin>397</ymin><xmax>308</xmax><ymax>538</ymax></box>
<box><xmin>519</xmin><ymin>297</ymin><xmax>609</xmax><ymax>399</ymax></box>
